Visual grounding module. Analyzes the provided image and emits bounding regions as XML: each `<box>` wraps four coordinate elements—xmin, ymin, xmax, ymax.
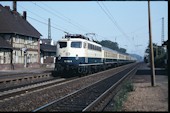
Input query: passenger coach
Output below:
<box><xmin>54</xmin><ymin>34</ymin><xmax>136</xmax><ymax>76</ymax></box>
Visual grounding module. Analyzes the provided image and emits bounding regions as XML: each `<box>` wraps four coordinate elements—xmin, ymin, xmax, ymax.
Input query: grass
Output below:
<box><xmin>112</xmin><ymin>81</ymin><xmax>134</xmax><ymax>111</ymax></box>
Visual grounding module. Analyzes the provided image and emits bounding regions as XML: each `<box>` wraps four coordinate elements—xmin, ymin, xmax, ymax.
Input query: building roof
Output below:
<box><xmin>40</xmin><ymin>38</ymin><xmax>52</xmax><ymax>45</ymax></box>
<box><xmin>162</xmin><ymin>40</ymin><xmax>168</xmax><ymax>46</ymax></box>
<box><xmin>0</xmin><ymin>37</ymin><xmax>13</xmax><ymax>49</ymax></box>
<box><xmin>0</xmin><ymin>5</ymin><xmax>42</xmax><ymax>38</ymax></box>
<box><xmin>40</xmin><ymin>44</ymin><xmax>56</xmax><ymax>53</ymax></box>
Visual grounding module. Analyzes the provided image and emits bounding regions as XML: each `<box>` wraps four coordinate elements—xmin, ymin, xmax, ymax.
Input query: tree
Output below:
<box><xmin>99</xmin><ymin>40</ymin><xmax>119</xmax><ymax>51</ymax></box>
<box><xmin>119</xmin><ymin>48</ymin><xmax>126</xmax><ymax>53</ymax></box>
<box><xmin>98</xmin><ymin>40</ymin><xmax>127</xmax><ymax>53</ymax></box>
<box><xmin>146</xmin><ymin>43</ymin><xmax>165</xmax><ymax>58</ymax></box>
<box><xmin>145</xmin><ymin>43</ymin><xmax>166</xmax><ymax>68</ymax></box>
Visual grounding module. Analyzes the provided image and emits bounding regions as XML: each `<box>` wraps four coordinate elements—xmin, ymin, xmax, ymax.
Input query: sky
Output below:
<box><xmin>0</xmin><ymin>1</ymin><xmax>168</xmax><ymax>57</ymax></box>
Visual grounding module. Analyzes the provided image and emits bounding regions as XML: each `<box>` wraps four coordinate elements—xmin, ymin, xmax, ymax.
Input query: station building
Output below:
<box><xmin>40</xmin><ymin>39</ymin><xmax>56</xmax><ymax>68</ymax></box>
<box><xmin>0</xmin><ymin>4</ymin><xmax>41</xmax><ymax>70</ymax></box>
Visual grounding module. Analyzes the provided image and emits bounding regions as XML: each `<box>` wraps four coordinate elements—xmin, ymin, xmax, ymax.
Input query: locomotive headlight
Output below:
<box><xmin>66</xmin><ymin>52</ymin><xmax>70</xmax><ymax>56</ymax></box>
<box><xmin>75</xmin><ymin>54</ymin><xmax>79</xmax><ymax>60</ymax></box>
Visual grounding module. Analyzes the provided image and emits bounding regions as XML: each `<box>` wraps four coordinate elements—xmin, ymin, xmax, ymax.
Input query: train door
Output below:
<box><xmin>84</xmin><ymin>41</ymin><xmax>88</xmax><ymax>63</ymax></box>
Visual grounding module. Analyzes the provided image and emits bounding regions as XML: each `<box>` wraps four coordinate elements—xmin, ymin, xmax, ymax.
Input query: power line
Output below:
<box><xmin>18</xmin><ymin>2</ymin><xmax>109</xmax><ymax>41</ymax></box>
<box><xmin>18</xmin><ymin>4</ymin><xmax>47</xmax><ymax>22</ymax></box>
<box><xmin>41</xmin><ymin>2</ymin><xmax>102</xmax><ymax>34</ymax></box>
<box><xmin>100</xmin><ymin>2</ymin><xmax>130</xmax><ymax>39</ymax></box>
<box><xmin>31</xmin><ymin>2</ymin><xmax>90</xmax><ymax>34</ymax></box>
<box><xmin>130</xmin><ymin>18</ymin><xmax>161</xmax><ymax>35</ymax></box>
<box><xmin>97</xmin><ymin>1</ymin><xmax>136</xmax><ymax>53</ymax></box>
<box><xmin>19</xmin><ymin>2</ymin><xmax>110</xmax><ymax>42</ymax></box>
<box><xmin>27</xmin><ymin>16</ymin><xmax>70</xmax><ymax>34</ymax></box>
<box><xmin>18</xmin><ymin>4</ymin><xmax>70</xmax><ymax>33</ymax></box>
<box><xmin>97</xmin><ymin>2</ymin><xmax>133</xmax><ymax>44</ymax></box>
<box><xmin>31</xmin><ymin>2</ymin><xmax>68</xmax><ymax>22</ymax></box>
<box><xmin>96</xmin><ymin>2</ymin><xmax>118</xmax><ymax>34</ymax></box>
<box><xmin>33</xmin><ymin>2</ymin><xmax>113</xmax><ymax>41</ymax></box>
<box><xmin>26</xmin><ymin>4</ymin><xmax>131</xmax><ymax>53</ymax></box>
<box><xmin>41</xmin><ymin>2</ymin><xmax>71</xmax><ymax>22</ymax></box>
<box><xmin>40</xmin><ymin>2</ymin><xmax>93</xmax><ymax>34</ymax></box>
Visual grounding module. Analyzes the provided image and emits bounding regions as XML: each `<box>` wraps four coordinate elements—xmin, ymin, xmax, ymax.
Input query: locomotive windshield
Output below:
<box><xmin>71</xmin><ymin>41</ymin><xmax>82</xmax><ymax>48</ymax></box>
<box><xmin>58</xmin><ymin>42</ymin><xmax>67</xmax><ymax>48</ymax></box>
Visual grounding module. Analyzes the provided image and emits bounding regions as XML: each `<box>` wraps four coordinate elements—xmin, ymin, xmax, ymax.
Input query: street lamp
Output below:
<box><xmin>21</xmin><ymin>39</ymin><xmax>38</xmax><ymax>68</ymax></box>
<box><xmin>21</xmin><ymin>47</ymin><xmax>27</xmax><ymax>68</ymax></box>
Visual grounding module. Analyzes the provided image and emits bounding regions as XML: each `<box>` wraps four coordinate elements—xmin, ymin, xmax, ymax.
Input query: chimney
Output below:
<box><xmin>4</xmin><ymin>6</ymin><xmax>10</xmax><ymax>11</ymax></box>
<box><xmin>13</xmin><ymin>1</ymin><xmax>17</xmax><ymax>12</ymax></box>
<box><xmin>23</xmin><ymin>11</ymin><xmax>27</xmax><ymax>20</ymax></box>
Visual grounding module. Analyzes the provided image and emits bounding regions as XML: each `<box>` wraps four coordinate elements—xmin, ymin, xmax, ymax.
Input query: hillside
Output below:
<box><xmin>130</xmin><ymin>54</ymin><xmax>143</xmax><ymax>61</ymax></box>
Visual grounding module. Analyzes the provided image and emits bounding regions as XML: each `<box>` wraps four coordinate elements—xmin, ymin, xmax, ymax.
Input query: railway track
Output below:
<box><xmin>0</xmin><ymin>72</ymin><xmax>53</xmax><ymax>90</ymax></box>
<box><xmin>0</xmin><ymin>63</ymin><xmax>139</xmax><ymax>111</ymax></box>
<box><xmin>0</xmin><ymin>63</ymin><xmax>134</xmax><ymax>94</ymax></box>
<box><xmin>0</xmin><ymin>77</ymin><xmax>67</xmax><ymax>101</ymax></box>
<box><xmin>33</xmin><ymin>63</ymin><xmax>139</xmax><ymax>112</ymax></box>
<box><xmin>0</xmin><ymin>72</ymin><xmax>83</xmax><ymax>102</ymax></box>
<box><xmin>91</xmin><ymin>63</ymin><xmax>139</xmax><ymax>111</ymax></box>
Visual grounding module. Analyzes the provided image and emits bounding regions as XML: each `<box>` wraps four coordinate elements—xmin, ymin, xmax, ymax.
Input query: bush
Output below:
<box><xmin>154</xmin><ymin>54</ymin><xmax>166</xmax><ymax>68</ymax></box>
<box><xmin>113</xmin><ymin>81</ymin><xmax>134</xmax><ymax>111</ymax></box>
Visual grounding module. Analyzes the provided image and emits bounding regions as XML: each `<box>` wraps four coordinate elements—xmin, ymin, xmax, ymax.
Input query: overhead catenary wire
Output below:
<box><xmin>18</xmin><ymin>4</ymin><xmax>72</xmax><ymax>33</ymax></box>
<box><xmin>17</xmin><ymin>1</ymin><xmax>155</xmax><ymax>54</ymax></box>
<box><xmin>40</xmin><ymin>2</ymin><xmax>163</xmax><ymax>44</ymax></box>
<box><xmin>96</xmin><ymin>1</ymin><xmax>137</xmax><ymax>53</ymax></box>
<box><xmin>97</xmin><ymin>2</ymin><xmax>136</xmax><ymax>46</ymax></box>
<box><xmin>31</xmin><ymin>2</ymin><xmax>90</xmax><ymax>34</ymax></box>
<box><xmin>32</xmin><ymin>2</ymin><xmax>114</xmax><ymax>41</ymax></box>
<box><xmin>96</xmin><ymin>2</ymin><xmax>118</xmax><ymax>34</ymax></box>
<box><xmin>27</xmin><ymin>16</ymin><xmax>70</xmax><ymax>34</ymax></box>
<box><xmin>41</xmin><ymin>1</ymin><xmax>90</xmax><ymax>32</ymax></box>
<box><xmin>18</xmin><ymin>4</ymin><xmax>47</xmax><ymax>22</ymax></box>
<box><xmin>30</xmin><ymin>1</ymin><xmax>131</xmax><ymax>49</ymax></box>
<box><xmin>19</xmin><ymin>2</ymin><xmax>106</xmax><ymax>41</ymax></box>
<box><xmin>100</xmin><ymin>2</ymin><xmax>130</xmax><ymax>40</ymax></box>
<box><xmin>18</xmin><ymin>2</ymin><xmax>115</xmax><ymax>42</ymax></box>
<box><xmin>100</xmin><ymin>2</ymin><xmax>166</xmax><ymax>48</ymax></box>
<box><xmin>40</xmin><ymin>2</ymin><xmax>109</xmax><ymax>42</ymax></box>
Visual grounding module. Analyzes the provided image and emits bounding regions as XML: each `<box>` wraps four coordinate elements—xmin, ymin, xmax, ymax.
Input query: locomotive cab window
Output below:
<box><xmin>58</xmin><ymin>42</ymin><xmax>67</xmax><ymax>48</ymax></box>
<box><xmin>71</xmin><ymin>41</ymin><xmax>82</xmax><ymax>48</ymax></box>
<box><xmin>84</xmin><ymin>42</ymin><xmax>87</xmax><ymax>48</ymax></box>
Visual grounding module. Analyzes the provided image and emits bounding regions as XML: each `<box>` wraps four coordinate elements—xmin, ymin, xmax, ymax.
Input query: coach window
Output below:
<box><xmin>91</xmin><ymin>44</ymin><xmax>93</xmax><ymax>49</ymax></box>
<box><xmin>99</xmin><ymin>47</ymin><xmax>101</xmax><ymax>51</ymax></box>
<box><xmin>58</xmin><ymin>42</ymin><xmax>67</xmax><ymax>48</ymax></box>
<box><xmin>88</xmin><ymin>44</ymin><xmax>91</xmax><ymax>49</ymax></box>
<box><xmin>71</xmin><ymin>41</ymin><xmax>82</xmax><ymax>48</ymax></box>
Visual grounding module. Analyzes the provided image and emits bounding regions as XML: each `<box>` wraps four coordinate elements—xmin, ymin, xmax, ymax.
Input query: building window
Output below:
<box><xmin>58</xmin><ymin>42</ymin><xmax>67</xmax><ymax>48</ymax></box>
<box><xmin>29</xmin><ymin>37</ymin><xmax>32</xmax><ymax>44</ymax></box>
<box><xmin>15</xmin><ymin>35</ymin><xmax>19</xmax><ymax>43</ymax></box>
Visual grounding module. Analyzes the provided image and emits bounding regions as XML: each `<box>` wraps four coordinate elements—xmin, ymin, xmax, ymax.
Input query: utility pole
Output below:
<box><xmin>48</xmin><ymin>18</ymin><xmax>52</xmax><ymax>45</ymax></box>
<box><xmin>48</xmin><ymin>18</ymin><xmax>51</xmax><ymax>40</ymax></box>
<box><xmin>161</xmin><ymin>17</ymin><xmax>164</xmax><ymax>55</ymax></box>
<box><xmin>148</xmin><ymin>0</ymin><xmax>156</xmax><ymax>86</ymax></box>
<box><xmin>161</xmin><ymin>17</ymin><xmax>164</xmax><ymax>45</ymax></box>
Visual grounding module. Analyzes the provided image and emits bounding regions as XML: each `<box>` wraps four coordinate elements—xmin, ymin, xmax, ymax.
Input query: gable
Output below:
<box><xmin>0</xmin><ymin>5</ymin><xmax>42</xmax><ymax>38</ymax></box>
